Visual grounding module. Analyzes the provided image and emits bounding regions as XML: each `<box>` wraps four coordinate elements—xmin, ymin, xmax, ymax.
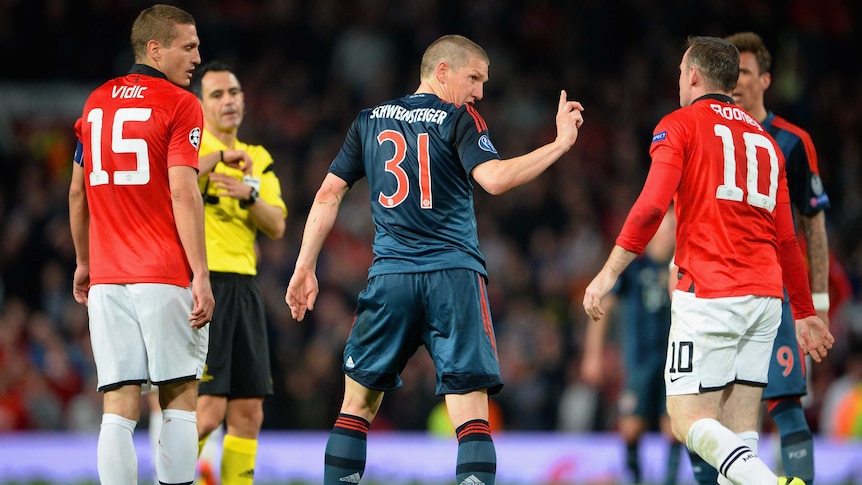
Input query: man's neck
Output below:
<box><xmin>208</xmin><ymin>127</ymin><xmax>237</xmax><ymax>148</ymax></box>
<box><xmin>749</xmin><ymin>105</ymin><xmax>769</xmax><ymax>123</ymax></box>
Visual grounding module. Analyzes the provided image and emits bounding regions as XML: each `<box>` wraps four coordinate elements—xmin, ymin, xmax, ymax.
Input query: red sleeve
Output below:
<box><xmin>776</xmin><ymin>201</ymin><xmax>815</xmax><ymax>319</ymax></box>
<box><xmin>616</xmin><ymin>161</ymin><xmax>681</xmax><ymax>254</ymax></box>
<box><xmin>167</xmin><ymin>92</ymin><xmax>203</xmax><ymax>170</ymax></box>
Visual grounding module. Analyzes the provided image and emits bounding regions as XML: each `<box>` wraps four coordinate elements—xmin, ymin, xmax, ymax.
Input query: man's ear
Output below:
<box><xmin>434</xmin><ymin>61</ymin><xmax>449</xmax><ymax>84</ymax></box>
<box><xmin>147</xmin><ymin>39</ymin><xmax>161</xmax><ymax>62</ymax></box>
<box><xmin>760</xmin><ymin>71</ymin><xmax>772</xmax><ymax>91</ymax></box>
<box><xmin>687</xmin><ymin>65</ymin><xmax>700</xmax><ymax>88</ymax></box>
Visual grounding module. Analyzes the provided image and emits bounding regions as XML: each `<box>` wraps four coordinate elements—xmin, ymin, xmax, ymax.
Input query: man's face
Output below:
<box><xmin>447</xmin><ymin>56</ymin><xmax>489</xmax><ymax>106</ymax></box>
<box><xmin>732</xmin><ymin>51</ymin><xmax>770</xmax><ymax>112</ymax></box>
<box><xmin>158</xmin><ymin>23</ymin><xmax>201</xmax><ymax>87</ymax></box>
<box><xmin>200</xmin><ymin>70</ymin><xmax>244</xmax><ymax>132</ymax></box>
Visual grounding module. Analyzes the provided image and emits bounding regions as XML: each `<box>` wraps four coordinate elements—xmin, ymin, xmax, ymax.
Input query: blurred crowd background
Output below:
<box><xmin>0</xmin><ymin>0</ymin><xmax>861</xmax><ymax>439</ymax></box>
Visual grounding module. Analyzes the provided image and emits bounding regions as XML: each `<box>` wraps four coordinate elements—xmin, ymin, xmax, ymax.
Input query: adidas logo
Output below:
<box><xmin>201</xmin><ymin>364</ymin><xmax>214</xmax><ymax>383</ymax></box>
<box><xmin>239</xmin><ymin>468</ymin><xmax>254</xmax><ymax>478</ymax></box>
<box><xmin>339</xmin><ymin>472</ymin><xmax>361</xmax><ymax>483</ymax></box>
<box><xmin>346</xmin><ymin>356</ymin><xmax>355</xmax><ymax>369</ymax></box>
<box><xmin>460</xmin><ymin>475</ymin><xmax>485</xmax><ymax>485</ymax></box>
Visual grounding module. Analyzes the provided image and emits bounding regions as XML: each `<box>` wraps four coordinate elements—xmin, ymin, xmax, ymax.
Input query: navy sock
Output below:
<box><xmin>324</xmin><ymin>413</ymin><xmax>370</xmax><ymax>484</ymax></box>
<box><xmin>769</xmin><ymin>398</ymin><xmax>815</xmax><ymax>483</ymax></box>
<box><xmin>625</xmin><ymin>440</ymin><xmax>641</xmax><ymax>483</ymax></box>
<box><xmin>688</xmin><ymin>448</ymin><xmax>719</xmax><ymax>485</ymax></box>
<box><xmin>663</xmin><ymin>440</ymin><xmax>681</xmax><ymax>485</ymax></box>
<box><xmin>455</xmin><ymin>419</ymin><xmax>496</xmax><ymax>485</ymax></box>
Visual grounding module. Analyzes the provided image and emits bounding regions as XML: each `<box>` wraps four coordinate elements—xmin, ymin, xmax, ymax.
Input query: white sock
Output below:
<box><xmin>156</xmin><ymin>409</ymin><xmax>198</xmax><ymax>484</ymax></box>
<box><xmin>718</xmin><ymin>431</ymin><xmax>760</xmax><ymax>485</ymax></box>
<box><xmin>687</xmin><ymin>418</ymin><xmax>776</xmax><ymax>485</ymax></box>
<box><xmin>737</xmin><ymin>431</ymin><xmax>759</xmax><ymax>453</ymax></box>
<box><xmin>98</xmin><ymin>414</ymin><xmax>138</xmax><ymax>484</ymax></box>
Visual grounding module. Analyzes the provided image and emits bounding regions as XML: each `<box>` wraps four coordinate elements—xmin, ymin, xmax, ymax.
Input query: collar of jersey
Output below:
<box><xmin>693</xmin><ymin>93</ymin><xmax>734</xmax><ymax>105</ymax></box>
<box><xmin>128</xmin><ymin>64</ymin><xmax>168</xmax><ymax>80</ymax></box>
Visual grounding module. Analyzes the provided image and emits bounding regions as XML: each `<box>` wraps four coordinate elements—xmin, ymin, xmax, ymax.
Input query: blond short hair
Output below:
<box><xmin>419</xmin><ymin>35</ymin><xmax>489</xmax><ymax>81</ymax></box>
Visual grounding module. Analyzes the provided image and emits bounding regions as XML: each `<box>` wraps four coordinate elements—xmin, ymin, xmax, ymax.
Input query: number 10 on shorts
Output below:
<box><xmin>668</xmin><ymin>340</ymin><xmax>694</xmax><ymax>374</ymax></box>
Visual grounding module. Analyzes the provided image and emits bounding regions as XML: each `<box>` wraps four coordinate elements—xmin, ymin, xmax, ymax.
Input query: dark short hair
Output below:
<box><xmin>190</xmin><ymin>60</ymin><xmax>234</xmax><ymax>98</ymax></box>
<box><xmin>685</xmin><ymin>36</ymin><xmax>740</xmax><ymax>93</ymax></box>
<box><xmin>725</xmin><ymin>31</ymin><xmax>772</xmax><ymax>76</ymax></box>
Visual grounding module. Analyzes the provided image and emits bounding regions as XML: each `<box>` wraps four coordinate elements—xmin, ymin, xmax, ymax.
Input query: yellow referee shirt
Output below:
<box><xmin>198</xmin><ymin>129</ymin><xmax>287</xmax><ymax>275</ymax></box>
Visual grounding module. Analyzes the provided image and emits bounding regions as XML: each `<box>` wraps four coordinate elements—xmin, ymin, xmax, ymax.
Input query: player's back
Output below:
<box><xmin>654</xmin><ymin>96</ymin><xmax>789</xmax><ymax>299</ymax></box>
<box><xmin>331</xmin><ymin>93</ymin><xmax>498</xmax><ymax>278</ymax></box>
<box><xmin>77</xmin><ymin>67</ymin><xmax>203</xmax><ymax>286</ymax></box>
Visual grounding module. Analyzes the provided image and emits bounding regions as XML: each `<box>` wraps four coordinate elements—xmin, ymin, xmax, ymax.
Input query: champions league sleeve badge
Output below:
<box><xmin>810</xmin><ymin>173</ymin><xmax>824</xmax><ymax>195</ymax></box>
<box><xmin>189</xmin><ymin>127</ymin><xmax>201</xmax><ymax>150</ymax></box>
<box><xmin>478</xmin><ymin>134</ymin><xmax>498</xmax><ymax>154</ymax></box>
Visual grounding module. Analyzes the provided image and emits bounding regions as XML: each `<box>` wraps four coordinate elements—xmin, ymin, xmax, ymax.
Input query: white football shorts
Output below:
<box><xmin>88</xmin><ymin>283</ymin><xmax>209</xmax><ymax>391</ymax></box>
<box><xmin>665</xmin><ymin>290</ymin><xmax>781</xmax><ymax>395</ymax></box>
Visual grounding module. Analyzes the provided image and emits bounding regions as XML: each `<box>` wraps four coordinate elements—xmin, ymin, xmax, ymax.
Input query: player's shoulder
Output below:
<box><xmin>238</xmin><ymin>140</ymin><xmax>274</xmax><ymax>169</ymax></box>
<box><xmin>660</xmin><ymin>106</ymin><xmax>691</xmax><ymax>124</ymax></box>
<box><xmin>364</xmin><ymin>95</ymin><xmax>410</xmax><ymax>115</ymax></box>
<box><xmin>769</xmin><ymin>113</ymin><xmax>803</xmax><ymax>131</ymax></box>
<box><xmin>653</xmin><ymin>105</ymin><xmax>694</xmax><ymax>139</ymax></box>
<box><xmin>768</xmin><ymin>113</ymin><xmax>814</xmax><ymax>141</ymax></box>
<box><xmin>167</xmin><ymin>83</ymin><xmax>200</xmax><ymax>105</ymax></box>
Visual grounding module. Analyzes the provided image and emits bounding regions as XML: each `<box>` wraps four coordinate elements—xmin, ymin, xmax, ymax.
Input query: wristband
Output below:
<box><xmin>812</xmin><ymin>292</ymin><xmax>830</xmax><ymax>311</ymax></box>
<box><xmin>219</xmin><ymin>150</ymin><xmax>224</xmax><ymax>163</ymax></box>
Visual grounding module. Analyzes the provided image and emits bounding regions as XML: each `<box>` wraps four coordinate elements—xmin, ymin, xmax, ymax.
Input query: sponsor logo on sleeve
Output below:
<box><xmin>652</xmin><ymin>131</ymin><xmax>667</xmax><ymax>143</ymax></box>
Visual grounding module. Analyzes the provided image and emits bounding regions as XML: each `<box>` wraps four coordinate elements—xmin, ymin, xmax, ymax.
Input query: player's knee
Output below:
<box><xmin>229</xmin><ymin>402</ymin><xmax>264</xmax><ymax>433</ymax></box>
<box><xmin>668</xmin><ymin>414</ymin><xmax>697</xmax><ymax>444</ymax></box>
<box><xmin>341</xmin><ymin>386</ymin><xmax>383</xmax><ymax>420</ymax></box>
<box><xmin>618</xmin><ymin>417</ymin><xmax>645</xmax><ymax>443</ymax></box>
<box><xmin>196</xmin><ymin>409</ymin><xmax>225</xmax><ymax>438</ymax></box>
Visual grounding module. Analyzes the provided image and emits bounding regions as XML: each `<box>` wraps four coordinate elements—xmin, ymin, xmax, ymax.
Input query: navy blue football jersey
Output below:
<box><xmin>329</xmin><ymin>93</ymin><xmax>501</xmax><ymax>278</ymax></box>
<box><xmin>762</xmin><ymin>112</ymin><xmax>830</xmax><ymax>216</ymax></box>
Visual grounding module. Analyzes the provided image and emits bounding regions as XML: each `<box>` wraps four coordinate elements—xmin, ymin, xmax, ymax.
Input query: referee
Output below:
<box><xmin>191</xmin><ymin>60</ymin><xmax>287</xmax><ymax>484</ymax></box>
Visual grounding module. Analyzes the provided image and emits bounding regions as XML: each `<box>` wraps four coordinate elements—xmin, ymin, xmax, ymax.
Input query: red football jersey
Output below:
<box><xmin>619</xmin><ymin>95</ymin><xmax>791</xmax><ymax>299</ymax></box>
<box><xmin>75</xmin><ymin>65</ymin><xmax>202</xmax><ymax>286</ymax></box>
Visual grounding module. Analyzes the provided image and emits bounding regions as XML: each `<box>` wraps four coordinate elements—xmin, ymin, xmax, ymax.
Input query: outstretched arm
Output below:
<box><xmin>471</xmin><ymin>90</ymin><xmax>584</xmax><ymax>195</ymax></box>
<box><xmin>285</xmin><ymin>172</ymin><xmax>350</xmax><ymax>321</ymax></box>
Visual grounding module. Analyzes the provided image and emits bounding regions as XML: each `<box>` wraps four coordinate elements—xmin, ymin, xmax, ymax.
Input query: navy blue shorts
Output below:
<box><xmin>763</xmin><ymin>295</ymin><xmax>807</xmax><ymax>400</ymax></box>
<box><xmin>343</xmin><ymin>269</ymin><xmax>503</xmax><ymax>395</ymax></box>
<box><xmin>620</xmin><ymin>356</ymin><xmax>666</xmax><ymax>424</ymax></box>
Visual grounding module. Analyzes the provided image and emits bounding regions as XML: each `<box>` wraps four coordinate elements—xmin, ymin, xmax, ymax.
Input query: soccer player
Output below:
<box><xmin>686</xmin><ymin>31</ymin><xmax>832</xmax><ymax>485</ymax></box>
<box><xmin>191</xmin><ymin>60</ymin><xmax>287</xmax><ymax>485</ymax></box>
<box><xmin>285</xmin><ymin>34</ymin><xmax>584</xmax><ymax>485</ymax></box>
<box><xmin>582</xmin><ymin>36</ymin><xmax>833</xmax><ymax>485</ymax></box>
<box><xmin>581</xmin><ymin>211</ymin><xmax>681</xmax><ymax>485</ymax></box>
<box><xmin>68</xmin><ymin>4</ymin><xmax>214</xmax><ymax>485</ymax></box>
